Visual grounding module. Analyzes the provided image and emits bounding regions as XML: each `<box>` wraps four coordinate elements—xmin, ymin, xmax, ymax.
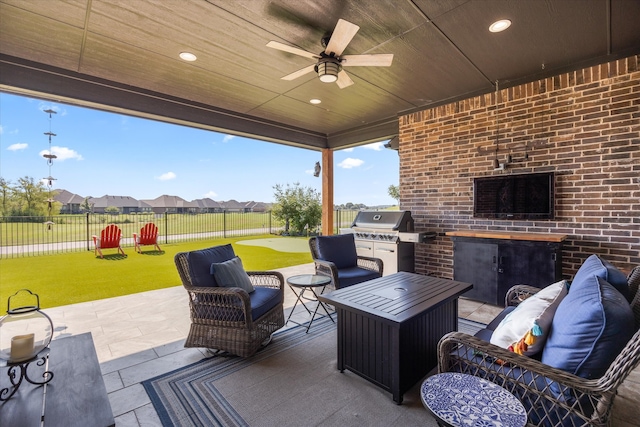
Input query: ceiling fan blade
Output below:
<box><xmin>336</xmin><ymin>70</ymin><xmax>354</xmax><ymax>89</ymax></box>
<box><xmin>324</xmin><ymin>19</ymin><xmax>360</xmax><ymax>56</ymax></box>
<box><xmin>341</xmin><ymin>54</ymin><xmax>394</xmax><ymax>67</ymax></box>
<box><xmin>281</xmin><ymin>64</ymin><xmax>316</xmax><ymax>81</ymax></box>
<box><xmin>266</xmin><ymin>41</ymin><xmax>319</xmax><ymax>59</ymax></box>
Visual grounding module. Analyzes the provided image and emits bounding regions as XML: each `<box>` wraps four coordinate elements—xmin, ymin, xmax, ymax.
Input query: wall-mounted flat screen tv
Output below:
<box><xmin>473</xmin><ymin>172</ymin><xmax>555</xmax><ymax>219</ymax></box>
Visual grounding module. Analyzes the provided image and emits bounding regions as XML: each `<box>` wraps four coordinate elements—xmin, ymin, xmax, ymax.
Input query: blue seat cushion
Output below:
<box><xmin>249</xmin><ymin>287</ymin><xmax>282</xmax><ymax>321</ymax></box>
<box><xmin>542</xmin><ymin>275</ymin><xmax>634</xmax><ymax>381</ymax></box>
<box><xmin>315</xmin><ymin>234</ymin><xmax>358</xmax><ymax>269</ymax></box>
<box><xmin>187</xmin><ymin>244</ymin><xmax>236</xmax><ymax>287</ymax></box>
<box><xmin>336</xmin><ymin>266</ymin><xmax>380</xmax><ymax>288</ymax></box>
<box><xmin>194</xmin><ymin>287</ymin><xmax>281</xmax><ymax>322</ymax></box>
<box><xmin>571</xmin><ymin>254</ymin><xmax>630</xmax><ymax>301</ymax></box>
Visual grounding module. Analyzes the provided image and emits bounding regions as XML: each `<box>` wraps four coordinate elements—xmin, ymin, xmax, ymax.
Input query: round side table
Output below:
<box><xmin>285</xmin><ymin>274</ymin><xmax>334</xmax><ymax>333</ymax></box>
<box><xmin>420</xmin><ymin>372</ymin><xmax>527</xmax><ymax>427</ymax></box>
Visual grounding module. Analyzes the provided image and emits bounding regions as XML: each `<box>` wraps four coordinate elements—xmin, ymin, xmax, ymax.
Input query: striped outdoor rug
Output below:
<box><xmin>143</xmin><ymin>317</ymin><xmax>485</xmax><ymax>427</ymax></box>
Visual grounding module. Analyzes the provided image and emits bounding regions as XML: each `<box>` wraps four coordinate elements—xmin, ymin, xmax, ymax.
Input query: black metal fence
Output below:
<box><xmin>0</xmin><ymin>210</ymin><xmax>359</xmax><ymax>258</ymax></box>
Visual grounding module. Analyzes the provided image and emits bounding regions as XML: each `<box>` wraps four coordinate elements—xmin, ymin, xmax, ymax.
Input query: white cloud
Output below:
<box><xmin>156</xmin><ymin>172</ymin><xmax>176</xmax><ymax>181</ymax></box>
<box><xmin>341</xmin><ymin>147</ymin><xmax>355</xmax><ymax>152</ymax></box>
<box><xmin>338</xmin><ymin>158</ymin><xmax>365</xmax><ymax>169</ymax></box>
<box><xmin>8</xmin><ymin>143</ymin><xmax>28</xmax><ymax>151</ymax></box>
<box><xmin>222</xmin><ymin>135</ymin><xmax>235</xmax><ymax>142</ymax></box>
<box><xmin>204</xmin><ymin>190</ymin><xmax>218</xmax><ymax>198</ymax></box>
<box><xmin>0</xmin><ymin>125</ymin><xmax>3</xmax><ymax>134</ymax></box>
<box><xmin>39</xmin><ymin>146</ymin><xmax>83</xmax><ymax>160</ymax></box>
<box><xmin>363</xmin><ymin>142</ymin><xmax>384</xmax><ymax>151</ymax></box>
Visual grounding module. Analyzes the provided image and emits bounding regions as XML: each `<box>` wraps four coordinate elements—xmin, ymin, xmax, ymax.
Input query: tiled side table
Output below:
<box><xmin>420</xmin><ymin>372</ymin><xmax>527</xmax><ymax>427</ymax></box>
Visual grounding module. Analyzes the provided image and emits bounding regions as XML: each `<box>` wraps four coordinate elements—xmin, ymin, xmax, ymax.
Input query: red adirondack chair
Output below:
<box><xmin>133</xmin><ymin>223</ymin><xmax>161</xmax><ymax>253</ymax></box>
<box><xmin>92</xmin><ymin>224</ymin><xmax>125</xmax><ymax>258</ymax></box>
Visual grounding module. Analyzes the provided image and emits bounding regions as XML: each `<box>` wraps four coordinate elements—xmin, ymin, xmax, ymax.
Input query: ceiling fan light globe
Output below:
<box><xmin>319</xmin><ymin>74</ymin><xmax>338</xmax><ymax>83</ymax></box>
<box><xmin>317</xmin><ymin>60</ymin><xmax>340</xmax><ymax>83</ymax></box>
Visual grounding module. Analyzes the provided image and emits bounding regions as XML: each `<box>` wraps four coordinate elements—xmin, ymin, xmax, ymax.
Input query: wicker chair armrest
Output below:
<box><xmin>438</xmin><ymin>331</ymin><xmax>622</xmax><ymax>426</ymax></box>
<box><xmin>183</xmin><ymin>284</ymin><xmax>252</xmax><ymax>324</ymax></box>
<box><xmin>246</xmin><ymin>271</ymin><xmax>285</xmax><ymax>289</ymax></box>
<box><xmin>505</xmin><ymin>284</ymin><xmax>543</xmax><ymax>307</ymax></box>
<box><xmin>357</xmin><ymin>256</ymin><xmax>384</xmax><ymax>275</ymax></box>
<box><xmin>439</xmin><ymin>332</ymin><xmax>599</xmax><ymax>388</ymax></box>
<box><xmin>313</xmin><ymin>259</ymin><xmax>338</xmax><ymax>281</ymax></box>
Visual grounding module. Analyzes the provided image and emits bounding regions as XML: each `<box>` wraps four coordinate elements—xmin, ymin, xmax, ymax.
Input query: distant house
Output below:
<box><xmin>89</xmin><ymin>195</ymin><xmax>150</xmax><ymax>214</ymax></box>
<box><xmin>220</xmin><ymin>199</ymin><xmax>246</xmax><ymax>212</ymax></box>
<box><xmin>192</xmin><ymin>198</ymin><xmax>224</xmax><ymax>213</ymax></box>
<box><xmin>52</xmin><ymin>189</ymin><xmax>271</xmax><ymax>215</ymax></box>
<box><xmin>245</xmin><ymin>201</ymin><xmax>270</xmax><ymax>212</ymax></box>
<box><xmin>54</xmin><ymin>189</ymin><xmax>85</xmax><ymax>214</ymax></box>
<box><xmin>141</xmin><ymin>195</ymin><xmax>198</xmax><ymax>214</ymax></box>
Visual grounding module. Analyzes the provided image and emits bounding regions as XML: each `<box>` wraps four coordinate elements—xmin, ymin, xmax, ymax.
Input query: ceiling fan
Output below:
<box><xmin>266</xmin><ymin>19</ymin><xmax>393</xmax><ymax>89</ymax></box>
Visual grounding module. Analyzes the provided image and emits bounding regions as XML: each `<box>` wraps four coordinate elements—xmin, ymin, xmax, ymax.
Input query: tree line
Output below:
<box><xmin>0</xmin><ymin>176</ymin><xmax>61</xmax><ymax>217</ymax></box>
<box><xmin>2</xmin><ymin>177</ymin><xmax>398</xmax><ymax>231</ymax></box>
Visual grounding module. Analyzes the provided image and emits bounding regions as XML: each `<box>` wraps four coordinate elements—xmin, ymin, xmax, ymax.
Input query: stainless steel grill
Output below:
<box><xmin>347</xmin><ymin>211</ymin><xmax>435</xmax><ymax>275</ymax></box>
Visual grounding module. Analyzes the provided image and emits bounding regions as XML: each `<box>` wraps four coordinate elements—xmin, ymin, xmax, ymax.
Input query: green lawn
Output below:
<box><xmin>1</xmin><ymin>235</ymin><xmax>312</xmax><ymax>309</ymax></box>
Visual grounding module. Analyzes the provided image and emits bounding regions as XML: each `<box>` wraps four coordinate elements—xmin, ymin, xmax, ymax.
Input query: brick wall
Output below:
<box><xmin>399</xmin><ymin>55</ymin><xmax>639</xmax><ymax>279</ymax></box>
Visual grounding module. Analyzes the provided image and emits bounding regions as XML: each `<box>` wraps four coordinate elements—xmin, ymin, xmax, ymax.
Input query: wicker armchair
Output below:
<box><xmin>175</xmin><ymin>245</ymin><xmax>285</xmax><ymax>357</ymax></box>
<box><xmin>309</xmin><ymin>234</ymin><xmax>383</xmax><ymax>289</ymax></box>
<box><xmin>438</xmin><ymin>266</ymin><xmax>640</xmax><ymax>427</ymax></box>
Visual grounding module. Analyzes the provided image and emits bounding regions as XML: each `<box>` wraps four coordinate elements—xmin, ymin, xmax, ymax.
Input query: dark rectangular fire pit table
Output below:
<box><xmin>317</xmin><ymin>271</ymin><xmax>472</xmax><ymax>404</ymax></box>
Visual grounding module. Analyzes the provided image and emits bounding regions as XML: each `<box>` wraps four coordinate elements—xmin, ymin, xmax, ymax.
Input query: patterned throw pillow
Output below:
<box><xmin>210</xmin><ymin>256</ymin><xmax>255</xmax><ymax>294</ymax></box>
<box><xmin>490</xmin><ymin>280</ymin><xmax>568</xmax><ymax>356</ymax></box>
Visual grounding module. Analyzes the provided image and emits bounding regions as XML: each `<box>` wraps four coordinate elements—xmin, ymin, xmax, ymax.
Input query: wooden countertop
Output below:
<box><xmin>445</xmin><ymin>230</ymin><xmax>567</xmax><ymax>242</ymax></box>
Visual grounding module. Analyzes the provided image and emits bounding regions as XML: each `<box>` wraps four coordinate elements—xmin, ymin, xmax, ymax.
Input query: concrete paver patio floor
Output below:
<box><xmin>36</xmin><ymin>263</ymin><xmax>640</xmax><ymax>426</ymax></box>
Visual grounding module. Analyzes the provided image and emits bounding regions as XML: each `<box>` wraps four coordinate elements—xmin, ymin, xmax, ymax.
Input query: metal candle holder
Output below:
<box><xmin>0</xmin><ymin>289</ymin><xmax>54</xmax><ymax>401</ymax></box>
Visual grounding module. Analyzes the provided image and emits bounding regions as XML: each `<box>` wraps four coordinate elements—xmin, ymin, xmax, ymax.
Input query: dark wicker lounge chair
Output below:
<box><xmin>175</xmin><ymin>244</ymin><xmax>285</xmax><ymax>357</ymax></box>
<box><xmin>438</xmin><ymin>265</ymin><xmax>640</xmax><ymax>427</ymax></box>
<box><xmin>309</xmin><ymin>234</ymin><xmax>383</xmax><ymax>289</ymax></box>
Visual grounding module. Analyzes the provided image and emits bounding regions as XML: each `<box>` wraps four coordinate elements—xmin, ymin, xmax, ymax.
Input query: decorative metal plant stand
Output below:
<box><xmin>0</xmin><ymin>350</ymin><xmax>54</xmax><ymax>401</ymax></box>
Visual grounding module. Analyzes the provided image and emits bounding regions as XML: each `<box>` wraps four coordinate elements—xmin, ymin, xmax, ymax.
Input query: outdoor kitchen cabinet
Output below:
<box><xmin>446</xmin><ymin>231</ymin><xmax>566</xmax><ymax>306</ymax></box>
<box><xmin>354</xmin><ymin>239</ymin><xmax>415</xmax><ymax>275</ymax></box>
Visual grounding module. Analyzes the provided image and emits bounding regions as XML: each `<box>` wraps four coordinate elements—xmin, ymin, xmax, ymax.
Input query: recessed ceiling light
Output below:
<box><xmin>310</xmin><ymin>99</ymin><xmax>322</xmax><ymax>105</ymax></box>
<box><xmin>489</xmin><ymin>19</ymin><xmax>511</xmax><ymax>33</ymax></box>
<box><xmin>179</xmin><ymin>52</ymin><xmax>197</xmax><ymax>62</ymax></box>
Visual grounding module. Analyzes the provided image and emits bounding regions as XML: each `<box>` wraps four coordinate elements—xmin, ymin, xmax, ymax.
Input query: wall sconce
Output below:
<box><xmin>384</xmin><ymin>136</ymin><xmax>399</xmax><ymax>151</ymax></box>
<box><xmin>313</xmin><ymin>162</ymin><xmax>321</xmax><ymax>177</ymax></box>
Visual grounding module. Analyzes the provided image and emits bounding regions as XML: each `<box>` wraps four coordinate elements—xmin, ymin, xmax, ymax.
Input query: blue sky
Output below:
<box><xmin>0</xmin><ymin>93</ymin><xmax>399</xmax><ymax>206</ymax></box>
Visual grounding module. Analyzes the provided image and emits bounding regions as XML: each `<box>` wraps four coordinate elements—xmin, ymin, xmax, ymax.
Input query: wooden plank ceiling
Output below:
<box><xmin>1</xmin><ymin>0</ymin><xmax>639</xmax><ymax>150</ymax></box>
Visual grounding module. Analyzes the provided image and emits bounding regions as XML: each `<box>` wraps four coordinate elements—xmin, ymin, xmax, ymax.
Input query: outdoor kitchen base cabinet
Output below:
<box><xmin>447</xmin><ymin>231</ymin><xmax>566</xmax><ymax>306</ymax></box>
<box><xmin>354</xmin><ymin>240</ymin><xmax>415</xmax><ymax>274</ymax></box>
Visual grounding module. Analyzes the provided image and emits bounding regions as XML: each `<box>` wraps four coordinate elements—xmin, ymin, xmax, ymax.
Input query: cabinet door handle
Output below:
<box><xmin>493</xmin><ymin>256</ymin><xmax>496</xmax><ymax>264</ymax></box>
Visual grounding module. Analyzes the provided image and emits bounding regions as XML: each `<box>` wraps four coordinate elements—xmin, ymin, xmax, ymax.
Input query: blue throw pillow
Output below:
<box><xmin>210</xmin><ymin>256</ymin><xmax>254</xmax><ymax>294</ymax></box>
<box><xmin>315</xmin><ymin>234</ymin><xmax>358</xmax><ymax>269</ymax></box>
<box><xmin>571</xmin><ymin>254</ymin><xmax>629</xmax><ymax>301</ymax></box>
<box><xmin>187</xmin><ymin>244</ymin><xmax>236</xmax><ymax>287</ymax></box>
<box><xmin>542</xmin><ymin>275</ymin><xmax>634</xmax><ymax>380</ymax></box>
